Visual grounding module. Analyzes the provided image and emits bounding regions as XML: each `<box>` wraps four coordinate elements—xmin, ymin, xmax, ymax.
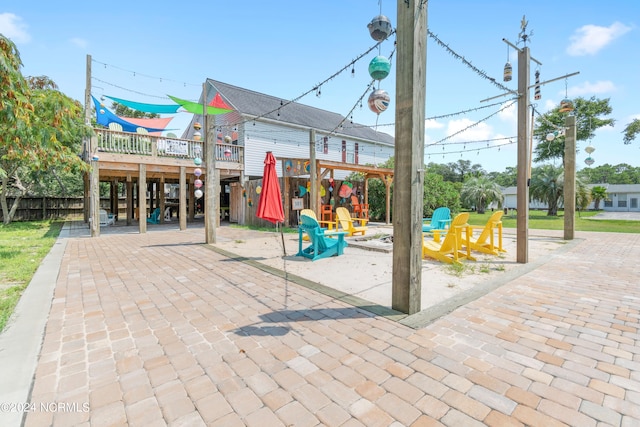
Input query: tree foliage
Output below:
<box><xmin>460</xmin><ymin>176</ymin><xmax>504</xmax><ymax>214</ymax></box>
<box><xmin>622</xmin><ymin>118</ymin><xmax>640</xmax><ymax>145</ymax></box>
<box><xmin>362</xmin><ymin>158</ymin><xmax>461</xmax><ymax>221</ymax></box>
<box><xmin>533</xmin><ymin>97</ymin><xmax>614</xmax><ymax>164</ymax></box>
<box><xmin>0</xmin><ymin>35</ymin><xmax>91</xmax><ymax>223</ymax></box>
<box><xmin>590</xmin><ymin>186</ymin><xmax>608</xmax><ymax>210</ymax></box>
<box><xmin>529</xmin><ymin>164</ymin><xmax>588</xmax><ymax>216</ymax></box>
<box><xmin>577</xmin><ymin>163</ymin><xmax>640</xmax><ymax>184</ymax></box>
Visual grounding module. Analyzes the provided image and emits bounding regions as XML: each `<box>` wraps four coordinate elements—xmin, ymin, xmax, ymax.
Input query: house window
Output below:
<box><xmin>342</xmin><ymin>140</ymin><xmax>346</xmax><ymax>162</ymax></box>
<box><xmin>604</xmin><ymin>200</ymin><xmax>613</xmax><ymax>208</ymax></box>
<box><xmin>323</xmin><ymin>137</ymin><xmax>328</xmax><ymax>154</ymax></box>
<box><xmin>355</xmin><ymin>143</ymin><xmax>359</xmax><ymax>164</ymax></box>
<box><xmin>631</xmin><ymin>198</ymin><xmax>638</xmax><ymax>209</ymax></box>
<box><xmin>618</xmin><ymin>194</ymin><xmax>627</xmax><ymax>208</ymax></box>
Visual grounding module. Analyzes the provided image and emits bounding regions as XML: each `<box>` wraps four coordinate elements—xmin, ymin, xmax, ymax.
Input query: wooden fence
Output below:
<box><xmin>1</xmin><ymin>197</ymin><xmax>94</xmax><ymax>222</ymax></box>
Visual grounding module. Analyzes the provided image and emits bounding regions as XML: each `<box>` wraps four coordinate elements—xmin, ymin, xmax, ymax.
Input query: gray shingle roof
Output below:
<box><xmin>208</xmin><ymin>79</ymin><xmax>394</xmax><ymax>146</ymax></box>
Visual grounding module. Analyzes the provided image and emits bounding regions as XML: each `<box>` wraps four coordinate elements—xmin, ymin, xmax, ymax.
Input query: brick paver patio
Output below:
<box><xmin>20</xmin><ymin>225</ymin><xmax>640</xmax><ymax>426</ymax></box>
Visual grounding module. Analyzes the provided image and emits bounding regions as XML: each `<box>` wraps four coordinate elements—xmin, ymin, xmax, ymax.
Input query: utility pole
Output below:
<box><xmin>392</xmin><ymin>0</ymin><xmax>427</xmax><ymax>314</ymax></box>
<box><xmin>501</xmin><ymin>18</ymin><xmax>578</xmax><ymax>263</ymax></box>
<box><xmin>515</xmin><ymin>44</ymin><xmax>531</xmax><ymax>263</ymax></box>
<box><xmin>204</xmin><ymin>80</ymin><xmax>217</xmax><ymax>243</ymax></box>
<box><xmin>563</xmin><ymin>114</ymin><xmax>577</xmax><ymax>240</ymax></box>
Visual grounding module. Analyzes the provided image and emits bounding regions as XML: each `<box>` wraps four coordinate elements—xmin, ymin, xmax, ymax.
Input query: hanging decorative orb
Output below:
<box><xmin>100</xmin><ymin>109</ymin><xmax>105</xmax><ymax>115</ymax></box>
<box><xmin>585</xmin><ymin>145</ymin><xmax>595</xmax><ymax>154</ymax></box>
<box><xmin>546</xmin><ymin>132</ymin><xmax>556</xmax><ymax>142</ymax></box>
<box><xmin>194</xmin><ymin>157</ymin><xmax>202</xmax><ymax>166</ymax></box>
<box><xmin>224</xmin><ymin>135</ymin><xmax>232</xmax><ymax>144</ymax></box>
<box><xmin>193</xmin><ymin>122</ymin><xmax>202</xmax><ymax>130</ymax></box>
<box><xmin>193</xmin><ymin>131</ymin><xmax>201</xmax><ymax>141</ymax></box>
<box><xmin>193</xmin><ymin>168</ymin><xmax>202</xmax><ymax>177</ymax></box>
<box><xmin>194</xmin><ymin>189</ymin><xmax>203</xmax><ymax>199</ymax></box>
<box><xmin>559</xmin><ymin>98</ymin><xmax>574</xmax><ymax>113</ymax></box>
<box><xmin>224</xmin><ymin>148</ymin><xmax>232</xmax><ymax>157</ymax></box>
<box><xmin>368</xmin><ymin>89</ymin><xmax>390</xmax><ymax>114</ymax></box>
<box><xmin>194</xmin><ymin>179</ymin><xmax>203</xmax><ymax>188</ymax></box>
<box><xmin>368</xmin><ymin>56</ymin><xmax>391</xmax><ymax>80</ymax></box>
<box><xmin>584</xmin><ymin>156</ymin><xmax>595</xmax><ymax>166</ymax></box>
<box><xmin>367</xmin><ymin>15</ymin><xmax>392</xmax><ymax>41</ymax></box>
<box><xmin>503</xmin><ymin>62</ymin><xmax>512</xmax><ymax>82</ymax></box>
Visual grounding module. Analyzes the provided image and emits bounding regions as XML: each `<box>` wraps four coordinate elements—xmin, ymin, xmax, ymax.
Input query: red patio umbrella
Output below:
<box><xmin>256</xmin><ymin>151</ymin><xmax>286</xmax><ymax>254</ymax></box>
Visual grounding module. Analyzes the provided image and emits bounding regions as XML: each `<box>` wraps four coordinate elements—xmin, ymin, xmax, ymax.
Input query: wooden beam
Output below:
<box><xmin>392</xmin><ymin>0</ymin><xmax>427</xmax><ymax>315</ymax></box>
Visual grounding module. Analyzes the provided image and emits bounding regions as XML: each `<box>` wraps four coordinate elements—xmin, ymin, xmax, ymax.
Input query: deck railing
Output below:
<box><xmin>93</xmin><ymin>128</ymin><xmax>243</xmax><ymax>163</ymax></box>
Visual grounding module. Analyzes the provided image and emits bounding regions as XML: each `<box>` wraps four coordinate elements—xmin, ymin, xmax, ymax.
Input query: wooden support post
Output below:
<box><xmin>179</xmin><ymin>166</ymin><xmax>187</xmax><ymax>231</ymax></box>
<box><xmin>564</xmin><ymin>114</ymin><xmax>576</xmax><ymax>240</ymax></box>
<box><xmin>126</xmin><ymin>174</ymin><xmax>132</xmax><ymax>225</ymax></box>
<box><xmin>392</xmin><ymin>0</ymin><xmax>427</xmax><ymax>315</ymax></box>
<box><xmin>90</xmin><ymin>155</ymin><xmax>99</xmax><ymax>237</ymax></box>
<box><xmin>139</xmin><ymin>164</ymin><xmax>147</xmax><ymax>234</ymax></box>
<box><xmin>160</xmin><ymin>176</ymin><xmax>166</xmax><ymax>224</ymax></box>
<box><xmin>309</xmin><ymin>129</ymin><xmax>319</xmax><ymax>215</ymax></box>
<box><xmin>516</xmin><ymin>46</ymin><xmax>531</xmax><ymax>263</ymax></box>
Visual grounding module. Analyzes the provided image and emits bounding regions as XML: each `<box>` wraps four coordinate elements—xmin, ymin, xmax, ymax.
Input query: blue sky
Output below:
<box><xmin>2</xmin><ymin>1</ymin><xmax>639</xmax><ymax>173</ymax></box>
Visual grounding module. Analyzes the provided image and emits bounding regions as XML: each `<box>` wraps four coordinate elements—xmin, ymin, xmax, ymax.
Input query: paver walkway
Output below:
<box><xmin>9</xmin><ymin>223</ymin><xmax>640</xmax><ymax>426</ymax></box>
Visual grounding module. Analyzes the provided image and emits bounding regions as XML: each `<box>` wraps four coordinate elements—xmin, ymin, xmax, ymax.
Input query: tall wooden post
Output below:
<box><xmin>179</xmin><ymin>166</ymin><xmax>187</xmax><ymax>230</ymax></box>
<box><xmin>563</xmin><ymin>114</ymin><xmax>576</xmax><ymax>240</ymax></box>
<box><xmin>84</xmin><ymin>54</ymin><xmax>92</xmax><ymax>224</ymax></box>
<box><xmin>392</xmin><ymin>0</ymin><xmax>427</xmax><ymax>314</ymax></box>
<box><xmin>309</xmin><ymin>129</ymin><xmax>319</xmax><ymax>215</ymax></box>
<box><xmin>204</xmin><ymin>81</ymin><xmax>217</xmax><ymax>243</ymax></box>
<box><xmin>139</xmin><ymin>164</ymin><xmax>147</xmax><ymax>234</ymax></box>
<box><xmin>516</xmin><ymin>46</ymin><xmax>531</xmax><ymax>263</ymax></box>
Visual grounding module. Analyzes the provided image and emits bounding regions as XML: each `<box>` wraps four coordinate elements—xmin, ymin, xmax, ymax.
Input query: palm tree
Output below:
<box><xmin>530</xmin><ymin>165</ymin><xmax>589</xmax><ymax>216</ymax></box>
<box><xmin>460</xmin><ymin>176</ymin><xmax>503</xmax><ymax>214</ymax></box>
<box><xmin>590</xmin><ymin>186</ymin><xmax>608</xmax><ymax>210</ymax></box>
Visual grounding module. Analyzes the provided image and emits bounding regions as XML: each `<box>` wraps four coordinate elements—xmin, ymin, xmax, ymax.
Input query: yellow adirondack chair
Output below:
<box><xmin>299</xmin><ymin>209</ymin><xmax>339</xmax><ymax>240</ymax></box>
<box><xmin>465</xmin><ymin>210</ymin><xmax>506</xmax><ymax>255</ymax></box>
<box><xmin>422</xmin><ymin>212</ymin><xmax>475</xmax><ymax>264</ymax></box>
<box><xmin>335</xmin><ymin>207</ymin><xmax>368</xmax><ymax>236</ymax></box>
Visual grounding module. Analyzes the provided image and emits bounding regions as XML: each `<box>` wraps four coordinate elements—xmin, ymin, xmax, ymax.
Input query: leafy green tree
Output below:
<box><xmin>0</xmin><ymin>35</ymin><xmax>90</xmax><ymax>223</ymax></box>
<box><xmin>579</xmin><ymin>163</ymin><xmax>640</xmax><ymax>184</ymax></box>
<box><xmin>460</xmin><ymin>176</ymin><xmax>504</xmax><ymax>214</ymax></box>
<box><xmin>590</xmin><ymin>186</ymin><xmax>608</xmax><ymax>210</ymax></box>
<box><xmin>529</xmin><ymin>164</ymin><xmax>588</xmax><ymax>216</ymax></box>
<box><xmin>533</xmin><ymin>97</ymin><xmax>614</xmax><ymax>165</ymax></box>
<box><xmin>530</xmin><ymin>165</ymin><xmax>564</xmax><ymax>216</ymax></box>
<box><xmin>365</xmin><ymin>158</ymin><xmax>460</xmax><ymax>221</ymax></box>
<box><xmin>623</xmin><ymin>118</ymin><xmax>640</xmax><ymax>145</ymax></box>
<box><xmin>487</xmin><ymin>166</ymin><xmax>517</xmax><ymax>187</ymax></box>
<box><xmin>111</xmin><ymin>102</ymin><xmax>159</xmax><ymax>119</ymax></box>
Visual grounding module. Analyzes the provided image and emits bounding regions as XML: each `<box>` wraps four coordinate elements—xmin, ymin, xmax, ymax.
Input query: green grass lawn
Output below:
<box><xmin>0</xmin><ymin>221</ymin><xmax>63</xmax><ymax>332</ymax></box>
<box><xmin>465</xmin><ymin>209</ymin><xmax>640</xmax><ymax>233</ymax></box>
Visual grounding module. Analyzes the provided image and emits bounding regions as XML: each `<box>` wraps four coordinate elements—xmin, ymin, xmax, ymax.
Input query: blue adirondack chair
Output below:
<box><xmin>147</xmin><ymin>207</ymin><xmax>161</xmax><ymax>224</ymax></box>
<box><xmin>297</xmin><ymin>214</ymin><xmax>348</xmax><ymax>261</ymax></box>
<box><xmin>423</xmin><ymin>207</ymin><xmax>451</xmax><ymax>232</ymax></box>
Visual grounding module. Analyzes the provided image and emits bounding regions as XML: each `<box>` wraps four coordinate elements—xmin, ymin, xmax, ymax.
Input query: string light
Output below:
<box><xmin>428</xmin><ymin>30</ymin><xmax>513</xmax><ymax>94</ymax></box>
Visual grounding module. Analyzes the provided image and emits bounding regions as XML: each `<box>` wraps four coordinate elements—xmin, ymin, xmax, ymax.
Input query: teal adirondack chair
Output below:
<box><xmin>297</xmin><ymin>214</ymin><xmax>348</xmax><ymax>261</ymax></box>
<box><xmin>147</xmin><ymin>208</ymin><xmax>161</xmax><ymax>224</ymax></box>
<box><xmin>423</xmin><ymin>207</ymin><xmax>451</xmax><ymax>232</ymax></box>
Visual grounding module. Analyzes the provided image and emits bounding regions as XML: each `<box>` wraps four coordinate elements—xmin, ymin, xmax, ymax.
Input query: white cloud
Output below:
<box><xmin>447</xmin><ymin>118</ymin><xmax>493</xmax><ymax>142</ymax></box>
<box><xmin>425</xmin><ymin>119</ymin><xmax>444</xmax><ymax>129</ymax></box>
<box><xmin>567</xmin><ymin>80</ymin><xmax>616</xmax><ymax>97</ymax></box>
<box><xmin>498</xmin><ymin>101</ymin><xmax>516</xmax><ymax>123</ymax></box>
<box><xmin>567</xmin><ymin>22</ymin><xmax>631</xmax><ymax>56</ymax></box>
<box><xmin>70</xmin><ymin>37</ymin><xmax>88</xmax><ymax>48</ymax></box>
<box><xmin>0</xmin><ymin>13</ymin><xmax>30</xmax><ymax>43</ymax></box>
